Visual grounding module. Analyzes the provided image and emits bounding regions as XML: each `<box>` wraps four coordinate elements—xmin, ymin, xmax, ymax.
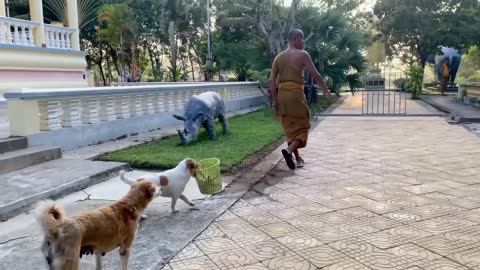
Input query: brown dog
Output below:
<box><xmin>34</xmin><ymin>179</ymin><xmax>165</xmax><ymax>270</ymax></box>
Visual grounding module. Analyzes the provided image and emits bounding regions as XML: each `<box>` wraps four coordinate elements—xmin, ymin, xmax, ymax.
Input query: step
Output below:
<box><xmin>0</xmin><ymin>146</ymin><xmax>62</xmax><ymax>174</ymax></box>
<box><xmin>0</xmin><ymin>137</ymin><xmax>27</xmax><ymax>154</ymax></box>
<box><xmin>0</xmin><ymin>158</ymin><xmax>129</xmax><ymax>221</ymax></box>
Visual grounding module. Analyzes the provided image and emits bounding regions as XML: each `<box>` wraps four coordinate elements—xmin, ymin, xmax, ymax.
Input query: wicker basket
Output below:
<box><xmin>196</xmin><ymin>158</ymin><xmax>222</xmax><ymax>195</ymax></box>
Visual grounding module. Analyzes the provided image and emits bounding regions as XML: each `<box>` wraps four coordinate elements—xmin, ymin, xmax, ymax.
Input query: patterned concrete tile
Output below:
<box><xmin>168</xmin><ymin>256</ymin><xmax>220</xmax><ymax>270</ymax></box>
<box><xmin>277</xmin><ymin>231</ymin><xmax>323</xmax><ymax>252</ymax></box>
<box><xmin>216</xmin><ymin>210</ymin><xmax>241</xmax><ymax>221</ymax></box>
<box><xmin>321</xmin><ymin>259</ymin><xmax>371</xmax><ymax>270</ymax></box>
<box><xmin>196</xmin><ymin>224</ymin><xmax>226</xmax><ymax>240</ymax></box>
<box><xmin>214</xmin><ymin>218</ymin><xmax>256</xmax><ymax>233</ymax></box>
<box><xmin>231</xmin><ymin>263</ymin><xmax>270</xmax><ymax>270</ymax></box>
<box><xmin>449</xmin><ymin>195</ymin><xmax>480</xmax><ymax>209</ymax></box>
<box><xmin>301</xmin><ymin>245</ymin><xmax>348</xmax><ymax>268</ymax></box>
<box><xmin>385</xmin><ymin>204</ymin><xmax>465</xmax><ymax>223</ymax></box>
<box><xmin>328</xmin><ymin>238</ymin><xmax>376</xmax><ymax>258</ymax></box>
<box><xmin>268</xmin><ymin>207</ymin><xmax>306</xmax><ymax>220</ymax></box>
<box><xmin>194</xmin><ymin>237</ymin><xmax>241</xmax><ymax>255</ymax></box>
<box><xmin>225</xmin><ymin>228</ymin><xmax>272</xmax><ymax>247</ymax></box>
<box><xmin>293</xmin><ymin>203</ymin><xmax>332</xmax><ymax>215</ymax></box>
<box><xmin>171</xmin><ymin>243</ymin><xmax>205</xmax><ymax>262</ymax></box>
<box><xmin>243</xmin><ymin>239</ymin><xmax>290</xmax><ymax>261</ymax></box>
<box><xmin>415</xmin><ymin>234</ymin><xmax>480</xmax><ymax>256</ymax></box>
<box><xmin>411</xmin><ymin>215</ymin><xmax>476</xmax><ymax>235</ymax></box>
<box><xmin>401</xmin><ymin>184</ymin><xmax>450</xmax><ymax>195</ymax></box>
<box><xmin>448</xmin><ymin>247</ymin><xmax>480</xmax><ymax>269</ymax></box>
<box><xmin>423</xmin><ymin>258</ymin><xmax>470</xmax><ymax>270</ymax></box>
<box><xmin>242</xmin><ymin>212</ymin><xmax>283</xmax><ymax>227</ymax></box>
<box><xmin>358</xmin><ymin>225</ymin><xmax>433</xmax><ymax>249</ymax></box>
<box><xmin>258</xmin><ymin>220</ymin><xmax>298</xmax><ymax>237</ymax></box>
<box><xmin>262</xmin><ymin>251</ymin><xmax>317</xmax><ymax>270</ymax></box>
<box><xmin>310</xmin><ymin>226</ymin><xmax>350</xmax><ymax>244</ymax></box>
<box><xmin>208</xmin><ymin>248</ymin><xmax>258</xmax><ymax>270</ymax></box>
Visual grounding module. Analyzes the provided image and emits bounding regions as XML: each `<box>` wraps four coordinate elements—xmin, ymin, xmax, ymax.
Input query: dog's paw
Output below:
<box><xmin>171</xmin><ymin>210</ymin><xmax>179</xmax><ymax>214</ymax></box>
<box><xmin>188</xmin><ymin>202</ymin><xmax>195</xmax><ymax>206</ymax></box>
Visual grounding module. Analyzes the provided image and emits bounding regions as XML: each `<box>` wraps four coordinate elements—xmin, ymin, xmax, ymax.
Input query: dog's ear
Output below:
<box><xmin>186</xmin><ymin>159</ymin><xmax>198</xmax><ymax>177</ymax></box>
<box><xmin>159</xmin><ymin>176</ymin><xmax>169</xmax><ymax>187</ymax></box>
<box><xmin>145</xmin><ymin>184</ymin><xmax>157</xmax><ymax>199</ymax></box>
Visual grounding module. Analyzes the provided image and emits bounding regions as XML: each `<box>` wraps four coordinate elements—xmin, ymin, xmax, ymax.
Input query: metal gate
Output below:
<box><xmin>362</xmin><ymin>72</ymin><xmax>408</xmax><ymax>115</ymax></box>
<box><xmin>362</xmin><ymin>90</ymin><xmax>407</xmax><ymax>115</ymax></box>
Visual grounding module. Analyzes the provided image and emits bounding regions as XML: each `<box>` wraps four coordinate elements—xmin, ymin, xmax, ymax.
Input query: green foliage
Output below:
<box><xmin>458</xmin><ymin>46</ymin><xmax>480</xmax><ymax>83</ymax></box>
<box><xmin>300</xmin><ymin>9</ymin><xmax>367</xmax><ymax>95</ymax></box>
<box><xmin>394</xmin><ymin>78</ymin><xmax>409</xmax><ymax>90</ymax></box>
<box><xmin>407</xmin><ymin>64</ymin><xmax>424</xmax><ymax>99</ymax></box>
<box><xmin>374</xmin><ymin>0</ymin><xmax>480</xmax><ymax>67</ymax></box>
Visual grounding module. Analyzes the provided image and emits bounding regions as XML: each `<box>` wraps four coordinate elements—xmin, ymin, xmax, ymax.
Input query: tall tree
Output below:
<box><xmin>374</xmin><ymin>0</ymin><xmax>480</xmax><ymax>68</ymax></box>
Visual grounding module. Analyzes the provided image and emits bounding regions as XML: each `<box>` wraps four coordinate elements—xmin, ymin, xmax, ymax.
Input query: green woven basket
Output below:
<box><xmin>196</xmin><ymin>158</ymin><xmax>222</xmax><ymax>195</ymax></box>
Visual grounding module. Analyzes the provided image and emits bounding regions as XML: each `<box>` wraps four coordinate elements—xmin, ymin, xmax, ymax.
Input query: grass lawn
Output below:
<box><xmin>100</xmin><ymin>109</ymin><xmax>284</xmax><ymax>172</ymax></box>
<box><xmin>101</xmin><ymin>96</ymin><xmax>338</xmax><ymax>172</ymax></box>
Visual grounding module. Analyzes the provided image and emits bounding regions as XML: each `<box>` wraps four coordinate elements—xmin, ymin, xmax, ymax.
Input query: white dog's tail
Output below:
<box><xmin>34</xmin><ymin>200</ymin><xmax>64</xmax><ymax>240</ymax></box>
<box><xmin>119</xmin><ymin>170</ymin><xmax>136</xmax><ymax>186</ymax></box>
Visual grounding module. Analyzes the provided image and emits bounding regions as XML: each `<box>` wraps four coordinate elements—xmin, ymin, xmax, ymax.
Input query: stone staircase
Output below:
<box><xmin>0</xmin><ymin>137</ymin><xmax>128</xmax><ymax>221</ymax></box>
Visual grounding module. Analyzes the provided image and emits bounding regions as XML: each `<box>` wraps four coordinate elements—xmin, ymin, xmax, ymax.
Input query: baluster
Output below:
<box><xmin>0</xmin><ymin>21</ymin><xmax>5</xmax><ymax>44</ymax></box>
<box><xmin>53</xmin><ymin>31</ymin><xmax>58</xmax><ymax>48</ymax></box>
<box><xmin>6</xmin><ymin>23</ymin><xmax>12</xmax><ymax>44</ymax></box>
<box><xmin>28</xmin><ymin>26</ymin><xmax>34</xmax><ymax>46</ymax></box>
<box><xmin>66</xmin><ymin>31</ymin><xmax>71</xmax><ymax>49</ymax></box>
<box><xmin>60</xmin><ymin>31</ymin><xmax>66</xmax><ymax>48</ymax></box>
<box><xmin>12</xmin><ymin>24</ymin><xmax>19</xmax><ymax>45</ymax></box>
<box><xmin>45</xmin><ymin>30</ymin><xmax>51</xmax><ymax>47</ymax></box>
<box><xmin>21</xmin><ymin>26</ymin><xmax>28</xmax><ymax>45</ymax></box>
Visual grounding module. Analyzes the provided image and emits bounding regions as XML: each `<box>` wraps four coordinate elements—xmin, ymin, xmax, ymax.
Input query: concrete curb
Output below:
<box><xmin>419</xmin><ymin>95</ymin><xmax>480</xmax><ymax>123</ymax></box>
<box><xmin>0</xmin><ymin>162</ymin><xmax>129</xmax><ymax>222</ymax></box>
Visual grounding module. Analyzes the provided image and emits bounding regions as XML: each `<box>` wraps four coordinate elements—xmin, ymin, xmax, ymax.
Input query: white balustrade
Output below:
<box><xmin>4</xmin><ymin>82</ymin><xmax>263</xmax><ymax>134</ymax></box>
<box><xmin>44</xmin><ymin>24</ymin><xmax>76</xmax><ymax>49</ymax></box>
<box><xmin>0</xmin><ymin>17</ymin><xmax>39</xmax><ymax>46</ymax></box>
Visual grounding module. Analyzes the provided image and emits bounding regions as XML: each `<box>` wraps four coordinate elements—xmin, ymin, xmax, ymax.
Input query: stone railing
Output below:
<box><xmin>4</xmin><ymin>82</ymin><xmax>262</xmax><ymax>139</ymax></box>
<box><xmin>44</xmin><ymin>24</ymin><xmax>76</xmax><ymax>49</ymax></box>
<box><xmin>0</xmin><ymin>17</ymin><xmax>39</xmax><ymax>46</ymax></box>
<box><xmin>457</xmin><ymin>82</ymin><xmax>480</xmax><ymax>108</ymax></box>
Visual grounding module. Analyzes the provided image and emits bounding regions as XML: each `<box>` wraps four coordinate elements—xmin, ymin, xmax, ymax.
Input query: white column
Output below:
<box><xmin>28</xmin><ymin>0</ymin><xmax>45</xmax><ymax>47</ymax></box>
<box><xmin>66</xmin><ymin>0</ymin><xmax>80</xmax><ymax>50</ymax></box>
<box><xmin>0</xmin><ymin>0</ymin><xmax>6</xmax><ymax>17</ymax></box>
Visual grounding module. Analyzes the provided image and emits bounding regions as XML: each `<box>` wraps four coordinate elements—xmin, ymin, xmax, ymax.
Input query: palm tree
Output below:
<box><xmin>300</xmin><ymin>9</ymin><xmax>367</xmax><ymax>95</ymax></box>
<box><xmin>97</xmin><ymin>3</ymin><xmax>137</xmax><ymax>80</ymax></box>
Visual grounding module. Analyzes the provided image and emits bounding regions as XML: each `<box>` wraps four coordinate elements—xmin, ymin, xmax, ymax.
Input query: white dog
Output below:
<box><xmin>119</xmin><ymin>158</ymin><xmax>199</xmax><ymax>213</ymax></box>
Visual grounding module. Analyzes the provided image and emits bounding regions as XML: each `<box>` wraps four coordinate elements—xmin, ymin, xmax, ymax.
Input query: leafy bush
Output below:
<box><xmin>407</xmin><ymin>64</ymin><xmax>424</xmax><ymax>99</ymax></box>
<box><xmin>394</xmin><ymin>78</ymin><xmax>409</xmax><ymax>90</ymax></box>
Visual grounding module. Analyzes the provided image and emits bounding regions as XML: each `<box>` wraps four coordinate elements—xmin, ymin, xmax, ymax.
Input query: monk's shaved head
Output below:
<box><xmin>288</xmin><ymin>29</ymin><xmax>304</xmax><ymax>41</ymax></box>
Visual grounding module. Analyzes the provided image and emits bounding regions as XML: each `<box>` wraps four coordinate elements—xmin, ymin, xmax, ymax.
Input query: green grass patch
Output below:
<box><xmin>100</xmin><ymin>109</ymin><xmax>284</xmax><ymax>172</ymax></box>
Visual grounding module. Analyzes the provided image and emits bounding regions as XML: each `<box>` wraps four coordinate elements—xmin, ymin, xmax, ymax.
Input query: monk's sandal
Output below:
<box><xmin>282</xmin><ymin>149</ymin><xmax>296</xmax><ymax>170</ymax></box>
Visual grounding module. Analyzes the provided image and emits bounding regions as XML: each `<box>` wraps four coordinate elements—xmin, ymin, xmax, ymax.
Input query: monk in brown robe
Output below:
<box><xmin>270</xmin><ymin>29</ymin><xmax>331</xmax><ymax>170</ymax></box>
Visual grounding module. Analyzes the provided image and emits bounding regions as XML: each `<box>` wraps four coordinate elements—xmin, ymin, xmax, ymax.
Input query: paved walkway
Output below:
<box><xmin>164</xmin><ymin>96</ymin><xmax>480</xmax><ymax>269</ymax></box>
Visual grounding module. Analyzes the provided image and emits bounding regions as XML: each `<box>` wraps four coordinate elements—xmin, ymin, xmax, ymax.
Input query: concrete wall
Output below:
<box><xmin>27</xmin><ymin>96</ymin><xmax>265</xmax><ymax>150</ymax></box>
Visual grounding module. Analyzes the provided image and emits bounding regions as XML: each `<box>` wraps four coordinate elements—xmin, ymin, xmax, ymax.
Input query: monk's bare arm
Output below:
<box><xmin>303</xmin><ymin>52</ymin><xmax>331</xmax><ymax>96</ymax></box>
<box><xmin>270</xmin><ymin>61</ymin><xmax>278</xmax><ymax>104</ymax></box>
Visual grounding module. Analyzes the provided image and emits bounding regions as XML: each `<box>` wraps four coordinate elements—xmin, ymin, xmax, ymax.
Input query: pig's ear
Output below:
<box><xmin>173</xmin><ymin>114</ymin><xmax>186</xmax><ymax>121</ymax></box>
